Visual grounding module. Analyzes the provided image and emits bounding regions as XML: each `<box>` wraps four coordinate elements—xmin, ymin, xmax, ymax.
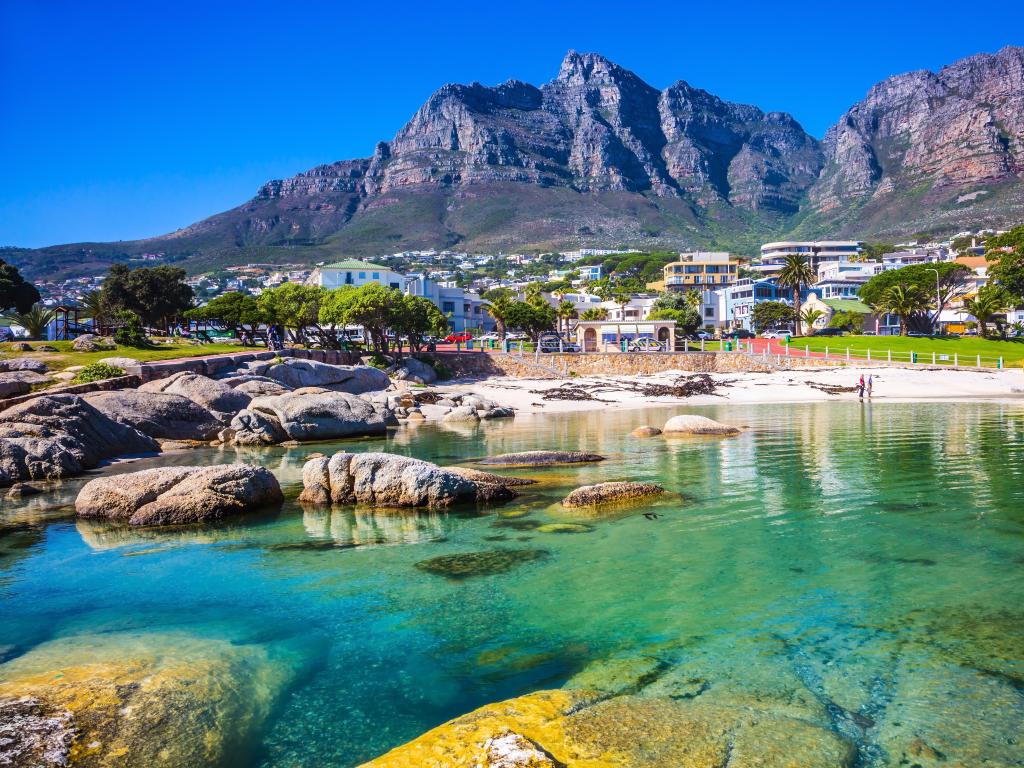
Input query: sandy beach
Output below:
<box><xmin>451</xmin><ymin>365</ymin><xmax>1024</xmax><ymax>414</ymax></box>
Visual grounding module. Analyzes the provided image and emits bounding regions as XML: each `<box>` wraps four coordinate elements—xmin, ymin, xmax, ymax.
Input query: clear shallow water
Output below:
<box><xmin>2</xmin><ymin>401</ymin><xmax>1024</xmax><ymax>766</ymax></box>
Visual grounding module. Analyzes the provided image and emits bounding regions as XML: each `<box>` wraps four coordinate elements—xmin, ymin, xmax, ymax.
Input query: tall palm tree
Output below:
<box><xmin>877</xmin><ymin>284</ymin><xmax>930</xmax><ymax>336</ymax></box>
<box><xmin>963</xmin><ymin>286</ymin><xmax>1009</xmax><ymax>339</ymax></box>
<box><xmin>557</xmin><ymin>300</ymin><xmax>577</xmax><ymax>337</ymax></box>
<box><xmin>776</xmin><ymin>254</ymin><xmax>817</xmax><ymax>335</ymax></box>
<box><xmin>580</xmin><ymin>307</ymin><xmax>608</xmax><ymax>321</ymax></box>
<box><xmin>2</xmin><ymin>304</ymin><xmax>56</xmax><ymax>340</ymax></box>
<box><xmin>79</xmin><ymin>290</ymin><xmax>106</xmax><ymax>331</ymax></box>
<box><xmin>484</xmin><ymin>293</ymin><xmax>515</xmax><ymax>341</ymax></box>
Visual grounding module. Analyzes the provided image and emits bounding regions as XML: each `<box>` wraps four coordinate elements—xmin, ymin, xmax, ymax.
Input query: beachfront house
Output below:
<box><xmin>311</xmin><ymin>260</ymin><xmax>406</xmax><ymax>290</ymax></box>
<box><xmin>574</xmin><ymin>319</ymin><xmax>677</xmax><ymax>352</ymax></box>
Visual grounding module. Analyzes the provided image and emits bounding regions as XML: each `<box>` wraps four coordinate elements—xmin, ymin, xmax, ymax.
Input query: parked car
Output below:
<box><xmin>695</xmin><ymin>330</ymin><xmax>714</xmax><ymax>341</ymax></box>
<box><xmin>907</xmin><ymin>331</ymin><xmax>931</xmax><ymax>338</ymax></box>
<box><xmin>537</xmin><ymin>333</ymin><xmax>580</xmax><ymax>353</ymax></box>
<box><xmin>811</xmin><ymin>328</ymin><xmax>844</xmax><ymax>337</ymax></box>
<box><xmin>477</xmin><ymin>332</ymin><xmax>501</xmax><ymax>342</ymax></box>
<box><xmin>761</xmin><ymin>329</ymin><xmax>791</xmax><ymax>339</ymax></box>
<box><xmin>506</xmin><ymin>332</ymin><xmax>528</xmax><ymax>341</ymax></box>
<box><xmin>628</xmin><ymin>338</ymin><xmax>665</xmax><ymax>352</ymax></box>
<box><xmin>0</xmin><ymin>327</ymin><xmax>13</xmax><ymax>343</ymax></box>
<box><xmin>728</xmin><ymin>329</ymin><xmax>755</xmax><ymax>339</ymax></box>
<box><xmin>444</xmin><ymin>332</ymin><xmax>474</xmax><ymax>343</ymax></box>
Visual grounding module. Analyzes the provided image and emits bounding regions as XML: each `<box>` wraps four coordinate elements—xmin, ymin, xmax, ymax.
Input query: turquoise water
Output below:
<box><xmin>2</xmin><ymin>401</ymin><xmax>1024</xmax><ymax>766</ymax></box>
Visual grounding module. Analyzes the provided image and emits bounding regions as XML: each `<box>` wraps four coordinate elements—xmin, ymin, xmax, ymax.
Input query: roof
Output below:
<box><xmin>824</xmin><ymin>298</ymin><xmax>872</xmax><ymax>314</ymax></box>
<box><xmin>322</xmin><ymin>259</ymin><xmax>391</xmax><ymax>271</ymax></box>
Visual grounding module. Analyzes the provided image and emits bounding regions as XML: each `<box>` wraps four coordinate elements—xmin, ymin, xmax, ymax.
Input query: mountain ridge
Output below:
<box><xmin>9</xmin><ymin>47</ymin><xmax>1024</xmax><ymax>280</ymax></box>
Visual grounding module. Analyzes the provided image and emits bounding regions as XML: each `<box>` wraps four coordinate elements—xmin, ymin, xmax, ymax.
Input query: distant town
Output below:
<box><xmin>21</xmin><ymin>230</ymin><xmax>1020</xmax><ymax>340</ymax></box>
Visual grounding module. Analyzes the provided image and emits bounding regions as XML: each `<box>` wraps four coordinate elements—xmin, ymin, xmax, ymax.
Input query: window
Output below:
<box><xmin>704</xmin><ymin>307</ymin><xmax>714</xmax><ymax>317</ymax></box>
<box><xmin>345</xmin><ymin>272</ymin><xmax>353</xmax><ymax>285</ymax></box>
<box><xmin>389</xmin><ymin>282</ymin><xmax>400</xmax><ymax>289</ymax></box>
<box><xmin>358</xmin><ymin>272</ymin><xmax>366</xmax><ymax>279</ymax></box>
<box><xmin>372</xmin><ymin>272</ymin><xmax>380</xmax><ymax>279</ymax></box>
<box><xmin>442</xmin><ymin>301</ymin><xmax>455</xmax><ymax>314</ymax></box>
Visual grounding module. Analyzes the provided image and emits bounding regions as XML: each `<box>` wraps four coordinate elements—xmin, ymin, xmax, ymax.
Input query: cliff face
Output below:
<box><xmin>11</xmin><ymin>47</ymin><xmax>1024</xmax><ymax>279</ymax></box>
<box><xmin>250</xmin><ymin>51</ymin><xmax>822</xmax><ymax>213</ymax></box>
<box><xmin>805</xmin><ymin>46</ymin><xmax>1024</xmax><ymax>236</ymax></box>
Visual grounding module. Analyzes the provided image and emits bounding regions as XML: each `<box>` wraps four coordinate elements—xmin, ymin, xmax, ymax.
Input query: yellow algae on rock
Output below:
<box><xmin>0</xmin><ymin>631</ymin><xmax>300</xmax><ymax>768</ymax></box>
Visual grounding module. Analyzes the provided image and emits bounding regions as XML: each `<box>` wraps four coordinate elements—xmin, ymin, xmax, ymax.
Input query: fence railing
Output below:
<box><xmin>771</xmin><ymin>343</ymin><xmax>1010</xmax><ymax>370</ymax></box>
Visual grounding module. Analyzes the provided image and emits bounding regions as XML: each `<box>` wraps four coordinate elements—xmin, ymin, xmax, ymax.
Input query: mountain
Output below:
<box><xmin>797</xmin><ymin>45</ymin><xmax>1024</xmax><ymax>238</ymax></box>
<box><xmin>8</xmin><ymin>47</ymin><xmax>1024</xmax><ymax>280</ymax></box>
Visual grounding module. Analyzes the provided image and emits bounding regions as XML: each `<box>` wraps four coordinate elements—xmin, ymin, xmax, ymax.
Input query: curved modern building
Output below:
<box><xmin>758</xmin><ymin>241</ymin><xmax>864</xmax><ymax>269</ymax></box>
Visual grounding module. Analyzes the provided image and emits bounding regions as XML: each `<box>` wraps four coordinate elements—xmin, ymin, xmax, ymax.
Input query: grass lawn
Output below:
<box><xmin>790</xmin><ymin>335</ymin><xmax>1024</xmax><ymax>367</ymax></box>
<box><xmin>0</xmin><ymin>340</ymin><xmax>248</xmax><ymax>372</ymax></box>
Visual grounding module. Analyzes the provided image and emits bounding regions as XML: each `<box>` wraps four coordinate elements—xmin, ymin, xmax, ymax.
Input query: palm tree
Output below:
<box><xmin>484</xmin><ymin>293</ymin><xmax>515</xmax><ymax>341</ymax></box>
<box><xmin>799</xmin><ymin>308</ymin><xmax>825</xmax><ymax>333</ymax></box>
<box><xmin>79</xmin><ymin>290</ymin><xmax>106</xmax><ymax>332</ymax></box>
<box><xmin>962</xmin><ymin>286</ymin><xmax>1009</xmax><ymax>339</ymax></box>
<box><xmin>1011</xmin><ymin>320</ymin><xmax>1024</xmax><ymax>338</ymax></box>
<box><xmin>776</xmin><ymin>254</ymin><xmax>817</xmax><ymax>335</ymax></box>
<box><xmin>556</xmin><ymin>300</ymin><xmax>577</xmax><ymax>337</ymax></box>
<box><xmin>877</xmin><ymin>284</ymin><xmax>930</xmax><ymax>336</ymax></box>
<box><xmin>2</xmin><ymin>304</ymin><xmax>56</xmax><ymax>340</ymax></box>
<box><xmin>580</xmin><ymin>307</ymin><xmax>608</xmax><ymax>321</ymax></box>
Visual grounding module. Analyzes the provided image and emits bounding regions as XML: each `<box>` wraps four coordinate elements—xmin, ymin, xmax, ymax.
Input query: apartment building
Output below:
<box><xmin>758</xmin><ymin>241</ymin><xmax>864</xmax><ymax>271</ymax></box>
<box><xmin>312</xmin><ymin>260</ymin><xmax>406</xmax><ymax>290</ymax></box>
<box><xmin>663</xmin><ymin>252</ymin><xmax>740</xmax><ymax>292</ymax></box>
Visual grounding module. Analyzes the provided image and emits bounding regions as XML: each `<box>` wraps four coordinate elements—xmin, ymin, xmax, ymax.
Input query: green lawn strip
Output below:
<box><xmin>0</xmin><ymin>341</ymin><xmax>246</xmax><ymax>372</ymax></box>
<box><xmin>789</xmin><ymin>336</ymin><xmax>1024</xmax><ymax>367</ymax></box>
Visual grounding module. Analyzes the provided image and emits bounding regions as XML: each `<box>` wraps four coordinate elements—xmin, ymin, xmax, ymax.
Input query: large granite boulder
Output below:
<box><xmin>221</xmin><ymin>375</ymin><xmax>292</xmax><ymax>398</ymax></box>
<box><xmin>225</xmin><ymin>389</ymin><xmax>386</xmax><ymax>444</ymax></box>
<box><xmin>139</xmin><ymin>371</ymin><xmax>250</xmax><ymax>420</ymax></box>
<box><xmin>71</xmin><ymin>333</ymin><xmax>109</xmax><ymax>352</ymax></box>
<box><xmin>75</xmin><ymin>463</ymin><xmax>282</xmax><ymax>526</ymax></box>
<box><xmin>389</xmin><ymin>356</ymin><xmax>437</xmax><ymax>385</ymax></box>
<box><xmin>85</xmin><ymin>390</ymin><xmax>223</xmax><ymax>441</ymax></box>
<box><xmin>562</xmin><ymin>481</ymin><xmax>664</xmax><ymax>508</ymax></box>
<box><xmin>479</xmin><ymin>450</ymin><xmax>605</xmax><ymax>467</ymax></box>
<box><xmin>0</xmin><ymin>370</ymin><xmax>49</xmax><ymax>386</ymax></box>
<box><xmin>259</xmin><ymin>359</ymin><xmax>389</xmax><ymax>393</ymax></box>
<box><xmin>299</xmin><ymin>451</ymin><xmax>514</xmax><ymax>507</ymax></box>
<box><xmin>0</xmin><ymin>377</ymin><xmax>30</xmax><ymax>399</ymax></box>
<box><xmin>662</xmin><ymin>414</ymin><xmax>740</xmax><ymax>435</ymax></box>
<box><xmin>0</xmin><ymin>394</ymin><xmax>157</xmax><ymax>487</ymax></box>
<box><xmin>0</xmin><ymin>358</ymin><xmax>48</xmax><ymax>373</ymax></box>
<box><xmin>0</xmin><ymin>631</ymin><xmax>302</xmax><ymax>768</ymax></box>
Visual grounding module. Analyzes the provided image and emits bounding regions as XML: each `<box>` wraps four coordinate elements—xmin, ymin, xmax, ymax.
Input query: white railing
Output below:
<box><xmin>775</xmin><ymin>343</ymin><xmax>1009</xmax><ymax>370</ymax></box>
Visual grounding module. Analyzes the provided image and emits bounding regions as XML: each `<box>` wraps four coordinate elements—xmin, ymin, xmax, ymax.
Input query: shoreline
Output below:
<box><xmin>449</xmin><ymin>366</ymin><xmax>1024</xmax><ymax>415</ymax></box>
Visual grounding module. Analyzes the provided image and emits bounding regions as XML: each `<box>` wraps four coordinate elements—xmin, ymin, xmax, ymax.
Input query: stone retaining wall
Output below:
<box><xmin>127</xmin><ymin>348</ymin><xmax>363</xmax><ymax>382</ymax></box>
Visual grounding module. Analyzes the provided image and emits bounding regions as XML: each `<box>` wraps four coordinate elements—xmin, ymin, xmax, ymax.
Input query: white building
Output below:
<box><xmin>404</xmin><ymin>276</ymin><xmax>493</xmax><ymax>334</ymax></box>
<box><xmin>312</xmin><ymin>260</ymin><xmax>406</xmax><ymax>291</ymax></box>
<box><xmin>758</xmin><ymin>241</ymin><xmax>865</xmax><ymax>271</ymax></box>
<box><xmin>880</xmin><ymin>247</ymin><xmax>955</xmax><ymax>268</ymax></box>
<box><xmin>577</xmin><ymin>265</ymin><xmax>603</xmax><ymax>282</ymax></box>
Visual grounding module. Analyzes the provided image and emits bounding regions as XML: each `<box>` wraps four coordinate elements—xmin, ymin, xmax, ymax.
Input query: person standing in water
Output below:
<box><xmin>857</xmin><ymin>374</ymin><xmax>865</xmax><ymax>398</ymax></box>
<box><xmin>867</xmin><ymin>374</ymin><xmax>874</xmax><ymax>397</ymax></box>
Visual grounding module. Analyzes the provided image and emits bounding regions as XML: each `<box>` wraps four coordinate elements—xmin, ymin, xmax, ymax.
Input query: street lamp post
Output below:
<box><xmin>925</xmin><ymin>267</ymin><xmax>941</xmax><ymax>334</ymax></box>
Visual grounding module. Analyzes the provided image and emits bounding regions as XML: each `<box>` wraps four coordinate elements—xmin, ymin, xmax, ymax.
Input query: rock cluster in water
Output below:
<box><xmin>75</xmin><ymin>463</ymin><xmax>282</xmax><ymax>526</ymax></box>
<box><xmin>299</xmin><ymin>451</ymin><xmax>516</xmax><ymax>508</ymax></box>
<box><xmin>414</xmin><ymin>549</ymin><xmax>548</xmax><ymax>579</ymax></box>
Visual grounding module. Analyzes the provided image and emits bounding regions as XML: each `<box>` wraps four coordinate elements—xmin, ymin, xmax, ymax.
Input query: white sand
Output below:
<box><xmin>451</xmin><ymin>366</ymin><xmax>1024</xmax><ymax>414</ymax></box>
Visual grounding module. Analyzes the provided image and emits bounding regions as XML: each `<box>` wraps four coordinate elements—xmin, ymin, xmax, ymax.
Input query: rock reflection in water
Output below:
<box><xmin>301</xmin><ymin>507</ymin><xmax>448</xmax><ymax>548</ymax></box>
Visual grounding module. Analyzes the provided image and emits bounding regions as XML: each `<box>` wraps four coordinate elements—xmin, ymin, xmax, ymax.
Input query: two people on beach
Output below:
<box><xmin>858</xmin><ymin>374</ymin><xmax>873</xmax><ymax>398</ymax></box>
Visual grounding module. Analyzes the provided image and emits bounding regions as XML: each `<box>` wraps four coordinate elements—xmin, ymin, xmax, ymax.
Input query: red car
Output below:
<box><xmin>444</xmin><ymin>332</ymin><xmax>474</xmax><ymax>343</ymax></box>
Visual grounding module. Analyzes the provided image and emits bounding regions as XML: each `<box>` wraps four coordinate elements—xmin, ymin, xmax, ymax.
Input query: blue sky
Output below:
<box><xmin>2</xmin><ymin>0</ymin><xmax>1021</xmax><ymax>248</ymax></box>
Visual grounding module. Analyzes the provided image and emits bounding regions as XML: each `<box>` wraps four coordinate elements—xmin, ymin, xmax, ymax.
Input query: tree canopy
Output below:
<box><xmin>101</xmin><ymin>265</ymin><xmax>194</xmax><ymax>329</ymax></box>
<box><xmin>0</xmin><ymin>258</ymin><xmax>41</xmax><ymax>314</ymax></box>
<box><xmin>185</xmin><ymin>292</ymin><xmax>265</xmax><ymax>337</ymax></box>
<box><xmin>751</xmin><ymin>301</ymin><xmax>795</xmax><ymax>332</ymax></box>
<box><xmin>986</xmin><ymin>224</ymin><xmax>1024</xmax><ymax>304</ymax></box>
<box><xmin>858</xmin><ymin>262</ymin><xmax>971</xmax><ymax>333</ymax></box>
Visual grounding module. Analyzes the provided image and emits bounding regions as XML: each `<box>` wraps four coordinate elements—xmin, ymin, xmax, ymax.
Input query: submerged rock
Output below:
<box><xmin>630</xmin><ymin>425</ymin><xmax>662</xmax><ymax>438</ymax></box>
<box><xmin>0</xmin><ymin>631</ymin><xmax>301</xmax><ymax>768</ymax></box>
<box><xmin>414</xmin><ymin>549</ymin><xmax>547</xmax><ymax>579</ymax></box>
<box><xmin>478</xmin><ymin>451</ymin><xmax>605</xmax><ymax>467</ymax></box>
<box><xmin>662</xmin><ymin>414</ymin><xmax>740</xmax><ymax>435</ymax></box>
<box><xmin>562</xmin><ymin>482</ymin><xmax>664</xmax><ymax>509</ymax></box>
<box><xmin>361</xmin><ymin>688</ymin><xmax>852</xmax><ymax>767</ymax></box>
<box><xmin>299</xmin><ymin>452</ymin><xmax>514</xmax><ymax>508</ymax></box>
<box><xmin>75</xmin><ymin>463</ymin><xmax>283</xmax><ymax>526</ymax></box>
<box><xmin>85</xmin><ymin>390</ymin><xmax>223</xmax><ymax>441</ymax></box>
<box><xmin>447</xmin><ymin>467</ymin><xmax>537</xmax><ymax>487</ymax></box>
<box><xmin>0</xmin><ymin>394</ymin><xmax>157</xmax><ymax>488</ymax></box>
<box><xmin>536</xmin><ymin>523</ymin><xmax>593</xmax><ymax>534</ymax></box>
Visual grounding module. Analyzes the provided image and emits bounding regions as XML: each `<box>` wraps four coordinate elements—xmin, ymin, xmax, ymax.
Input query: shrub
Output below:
<box><xmin>432</xmin><ymin>361</ymin><xmax>453</xmax><ymax>381</ymax></box>
<box><xmin>112</xmin><ymin>310</ymin><xmax>149</xmax><ymax>348</ymax></box>
<box><xmin>73</xmin><ymin>363</ymin><xmax>125</xmax><ymax>383</ymax></box>
<box><xmin>366</xmin><ymin>353</ymin><xmax>391</xmax><ymax>369</ymax></box>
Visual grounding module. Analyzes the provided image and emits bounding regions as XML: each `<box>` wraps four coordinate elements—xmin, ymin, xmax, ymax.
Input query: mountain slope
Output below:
<box><xmin>797</xmin><ymin>45</ymin><xmax>1024</xmax><ymax>238</ymax></box>
<box><xmin>8</xmin><ymin>47</ymin><xmax>1024</xmax><ymax>280</ymax></box>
